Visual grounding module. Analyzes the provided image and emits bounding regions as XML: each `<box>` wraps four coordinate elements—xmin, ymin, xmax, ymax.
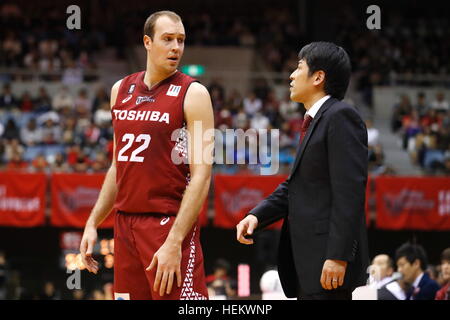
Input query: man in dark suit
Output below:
<box><xmin>395</xmin><ymin>242</ymin><xmax>440</xmax><ymax>300</ymax></box>
<box><xmin>236</xmin><ymin>42</ymin><xmax>369</xmax><ymax>300</ymax></box>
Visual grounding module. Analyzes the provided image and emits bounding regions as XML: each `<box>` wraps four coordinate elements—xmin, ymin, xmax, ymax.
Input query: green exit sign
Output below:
<box><xmin>181</xmin><ymin>64</ymin><xmax>205</xmax><ymax>76</ymax></box>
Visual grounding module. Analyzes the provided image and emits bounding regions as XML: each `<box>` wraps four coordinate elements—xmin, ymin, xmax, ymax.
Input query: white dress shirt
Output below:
<box><xmin>305</xmin><ymin>95</ymin><xmax>331</xmax><ymax>119</ymax></box>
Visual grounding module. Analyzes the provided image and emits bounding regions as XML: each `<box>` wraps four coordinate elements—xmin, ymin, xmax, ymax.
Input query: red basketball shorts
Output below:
<box><xmin>113</xmin><ymin>211</ymin><xmax>208</xmax><ymax>300</ymax></box>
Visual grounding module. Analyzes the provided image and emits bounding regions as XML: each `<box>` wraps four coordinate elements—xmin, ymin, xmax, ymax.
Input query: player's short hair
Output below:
<box><xmin>395</xmin><ymin>242</ymin><xmax>428</xmax><ymax>270</ymax></box>
<box><xmin>143</xmin><ymin>11</ymin><xmax>182</xmax><ymax>40</ymax></box>
<box><xmin>441</xmin><ymin>248</ymin><xmax>450</xmax><ymax>263</ymax></box>
<box><xmin>298</xmin><ymin>42</ymin><xmax>351</xmax><ymax>100</ymax></box>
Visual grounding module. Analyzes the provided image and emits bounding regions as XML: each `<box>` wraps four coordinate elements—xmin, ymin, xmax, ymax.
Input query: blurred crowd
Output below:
<box><xmin>335</xmin><ymin>3</ymin><xmax>450</xmax><ymax>108</ymax></box>
<box><xmin>0</xmin><ymin>80</ymin><xmax>387</xmax><ymax>175</ymax></box>
<box><xmin>0</xmin><ymin>83</ymin><xmax>113</xmax><ymax>173</ymax></box>
<box><xmin>1</xmin><ymin>2</ymin><xmax>103</xmax><ymax>83</ymax></box>
<box><xmin>391</xmin><ymin>91</ymin><xmax>450</xmax><ymax>175</ymax></box>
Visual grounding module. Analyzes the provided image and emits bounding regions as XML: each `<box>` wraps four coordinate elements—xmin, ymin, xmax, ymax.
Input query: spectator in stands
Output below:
<box><xmin>5</xmin><ymin>151</ymin><xmax>27</xmax><ymax>171</ymax></box>
<box><xmin>435</xmin><ymin>248</ymin><xmax>450</xmax><ymax>300</ymax></box>
<box><xmin>422</xmin><ymin>127</ymin><xmax>447</xmax><ymax>174</ymax></box>
<box><xmin>62</xmin><ymin>59</ymin><xmax>83</xmax><ymax>85</ymax></box>
<box><xmin>94</xmin><ymin>102</ymin><xmax>112</xmax><ymax>127</ymax></box>
<box><xmin>30</xmin><ymin>154</ymin><xmax>49</xmax><ymax>173</ymax></box>
<box><xmin>226</xmin><ymin>89</ymin><xmax>243</xmax><ymax>115</ymax></box>
<box><xmin>72</xmin><ymin>150</ymin><xmax>90</xmax><ymax>173</ymax></box>
<box><xmin>391</xmin><ymin>95</ymin><xmax>412</xmax><ymax>133</ymax></box>
<box><xmin>38</xmin><ymin>40</ymin><xmax>61</xmax><ymax>78</ymax></box>
<box><xmin>39</xmin><ymin>118</ymin><xmax>62</xmax><ymax>145</ymax></box>
<box><xmin>395</xmin><ymin>242</ymin><xmax>440</xmax><ymax>300</ymax></box>
<box><xmin>369</xmin><ymin>254</ymin><xmax>396</xmax><ymax>289</ymax></box>
<box><xmin>61</xmin><ymin>117</ymin><xmax>78</xmax><ymax>145</ymax></box>
<box><xmin>370</xmin><ymin>254</ymin><xmax>408</xmax><ymax>300</ymax></box>
<box><xmin>215</xmin><ymin>107</ymin><xmax>233</xmax><ymax>130</ymax></box>
<box><xmin>250</xmin><ymin>112</ymin><xmax>270</xmax><ymax>130</ymax></box>
<box><xmin>72</xmin><ymin>289</ymin><xmax>85</xmax><ymax>300</ymax></box>
<box><xmin>420</xmin><ymin>108</ymin><xmax>440</xmax><ymax>132</ymax></box>
<box><xmin>91</xmin><ymin>151</ymin><xmax>109</xmax><ymax>173</ymax></box>
<box><xmin>34</xmin><ymin>87</ymin><xmax>52</xmax><ymax>113</ymax></box>
<box><xmin>74</xmin><ymin>88</ymin><xmax>92</xmax><ymax>118</ymax></box>
<box><xmin>90</xmin><ymin>288</ymin><xmax>105</xmax><ymax>300</ymax></box>
<box><xmin>2</xmin><ymin>118</ymin><xmax>20</xmax><ymax>141</ymax></box>
<box><xmin>92</xmin><ymin>86</ymin><xmax>109</xmax><ymax>114</ymax></box>
<box><xmin>52</xmin><ymin>86</ymin><xmax>74</xmax><ymax>111</ymax></box>
<box><xmin>20</xmin><ymin>118</ymin><xmax>41</xmax><ymax>146</ymax></box>
<box><xmin>208</xmin><ymin>79</ymin><xmax>226</xmax><ymax>110</ymax></box>
<box><xmin>83</xmin><ymin>122</ymin><xmax>101</xmax><ymax>148</ymax></box>
<box><xmin>243</xmin><ymin>91</ymin><xmax>262</xmax><ymax>117</ymax></box>
<box><xmin>206</xmin><ymin>258</ymin><xmax>236</xmax><ymax>299</ymax></box>
<box><xmin>18</xmin><ymin>91</ymin><xmax>34</xmax><ymax>112</ymax></box>
<box><xmin>103</xmin><ymin>282</ymin><xmax>114</xmax><ymax>300</ymax></box>
<box><xmin>39</xmin><ymin>281</ymin><xmax>60</xmax><ymax>300</ymax></box>
<box><xmin>50</xmin><ymin>152</ymin><xmax>70</xmax><ymax>173</ymax></box>
<box><xmin>279</xmin><ymin>91</ymin><xmax>299</xmax><ymax>121</ymax></box>
<box><xmin>4</xmin><ymin>138</ymin><xmax>24</xmax><ymax>162</ymax></box>
<box><xmin>34</xmin><ymin>87</ymin><xmax>52</xmax><ymax>114</ymax></box>
<box><xmin>233</xmin><ymin>107</ymin><xmax>249</xmax><ymax>130</ymax></box>
<box><xmin>0</xmin><ymin>84</ymin><xmax>18</xmax><ymax>111</ymax></box>
<box><xmin>431</xmin><ymin>92</ymin><xmax>449</xmax><ymax>114</ymax></box>
<box><xmin>2</xmin><ymin>31</ymin><xmax>22</xmax><ymax>67</ymax></box>
<box><xmin>402</xmin><ymin>110</ymin><xmax>421</xmax><ymax>150</ymax></box>
<box><xmin>415</xmin><ymin>92</ymin><xmax>429</xmax><ymax>117</ymax></box>
<box><xmin>264</xmin><ymin>90</ymin><xmax>281</xmax><ymax>127</ymax></box>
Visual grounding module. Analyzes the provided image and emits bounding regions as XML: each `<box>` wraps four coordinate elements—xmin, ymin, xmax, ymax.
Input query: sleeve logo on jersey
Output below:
<box><xmin>122</xmin><ymin>94</ymin><xmax>133</xmax><ymax>104</ymax></box>
<box><xmin>166</xmin><ymin>84</ymin><xmax>181</xmax><ymax>97</ymax></box>
<box><xmin>128</xmin><ymin>84</ymin><xmax>136</xmax><ymax>94</ymax></box>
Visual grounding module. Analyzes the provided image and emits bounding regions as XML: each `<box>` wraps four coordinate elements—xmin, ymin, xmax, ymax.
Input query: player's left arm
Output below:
<box><xmin>146</xmin><ymin>82</ymin><xmax>214</xmax><ymax>296</ymax></box>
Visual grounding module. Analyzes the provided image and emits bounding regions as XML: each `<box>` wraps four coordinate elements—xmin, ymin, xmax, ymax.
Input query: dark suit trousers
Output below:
<box><xmin>298</xmin><ymin>289</ymin><xmax>352</xmax><ymax>300</ymax></box>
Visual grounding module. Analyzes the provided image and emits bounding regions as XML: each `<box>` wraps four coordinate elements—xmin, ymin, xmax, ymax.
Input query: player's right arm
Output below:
<box><xmin>79</xmin><ymin>79</ymin><xmax>122</xmax><ymax>274</ymax></box>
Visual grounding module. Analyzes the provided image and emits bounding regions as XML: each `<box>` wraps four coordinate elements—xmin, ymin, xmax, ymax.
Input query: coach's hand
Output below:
<box><xmin>320</xmin><ymin>259</ymin><xmax>347</xmax><ymax>290</ymax></box>
<box><xmin>80</xmin><ymin>226</ymin><xmax>99</xmax><ymax>274</ymax></box>
<box><xmin>236</xmin><ymin>214</ymin><xmax>258</xmax><ymax>245</ymax></box>
<box><xmin>147</xmin><ymin>241</ymin><xmax>182</xmax><ymax>297</ymax></box>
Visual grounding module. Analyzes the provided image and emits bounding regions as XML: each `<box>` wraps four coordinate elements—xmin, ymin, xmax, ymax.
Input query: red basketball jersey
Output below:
<box><xmin>111</xmin><ymin>70</ymin><xmax>197</xmax><ymax>214</ymax></box>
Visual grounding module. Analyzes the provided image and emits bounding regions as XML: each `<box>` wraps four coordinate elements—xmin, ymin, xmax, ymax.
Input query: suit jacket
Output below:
<box><xmin>408</xmin><ymin>272</ymin><xmax>440</xmax><ymax>300</ymax></box>
<box><xmin>249</xmin><ymin>97</ymin><xmax>369</xmax><ymax>297</ymax></box>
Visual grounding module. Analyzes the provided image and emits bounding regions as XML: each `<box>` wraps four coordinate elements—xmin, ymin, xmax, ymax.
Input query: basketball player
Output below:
<box><xmin>79</xmin><ymin>11</ymin><xmax>214</xmax><ymax>300</ymax></box>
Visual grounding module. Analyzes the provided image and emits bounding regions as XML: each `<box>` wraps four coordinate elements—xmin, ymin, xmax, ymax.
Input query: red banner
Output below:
<box><xmin>376</xmin><ymin>177</ymin><xmax>450</xmax><ymax>230</ymax></box>
<box><xmin>51</xmin><ymin>173</ymin><xmax>114</xmax><ymax>228</ymax></box>
<box><xmin>214</xmin><ymin>175</ymin><xmax>288</xmax><ymax>229</ymax></box>
<box><xmin>0</xmin><ymin>173</ymin><xmax>46</xmax><ymax>227</ymax></box>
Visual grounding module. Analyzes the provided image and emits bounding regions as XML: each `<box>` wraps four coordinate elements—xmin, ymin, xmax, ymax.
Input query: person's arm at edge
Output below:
<box><xmin>79</xmin><ymin>79</ymin><xmax>122</xmax><ymax>273</ymax></box>
<box><xmin>146</xmin><ymin>82</ymin><xmax>214</xmax><ymax>296</ymax></box>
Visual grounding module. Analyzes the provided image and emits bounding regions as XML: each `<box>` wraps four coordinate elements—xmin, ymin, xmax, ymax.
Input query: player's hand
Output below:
<box><xmin>80</xmin><ymin>226</ymin><xmax>99</xmax><ymax>274</ymax></box>
<box><xmin>146</xmin><ymin>241</ymin><xmax>182</xmax><ymax>297</ymax></box>
<box><xmin>320</xmin><ymin>259</ymin><xmax>347</xmax><ymax>290</ymax></box>
<box><xmin>236</xmin><ymin>214</ymin><xmax>258</xmax><ymax>245</ymax></box>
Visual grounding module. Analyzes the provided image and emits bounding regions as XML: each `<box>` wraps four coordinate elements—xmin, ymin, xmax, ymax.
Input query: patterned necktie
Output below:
<box><xmin>300</xmin><ymin>114</ymin><xmax>313</xmax><ymax>143</ymax></box>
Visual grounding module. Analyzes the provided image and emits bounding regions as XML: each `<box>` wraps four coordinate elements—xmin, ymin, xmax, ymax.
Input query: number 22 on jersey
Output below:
<box><xmin>117</xmin><ymin>133</ymin><xmax>151</xmax><ymax>162</ymax></box>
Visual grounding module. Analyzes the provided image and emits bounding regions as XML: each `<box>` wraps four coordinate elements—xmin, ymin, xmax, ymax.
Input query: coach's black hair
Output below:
<box><xmin>395</xmin><ymin>242</ymin><xmax>428</xmax><ymax>271</ymax></box>
<box><xmin>298</xmin><ymin>42</ymin><xmax>351</xmax><ymax>100</ymax></box>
